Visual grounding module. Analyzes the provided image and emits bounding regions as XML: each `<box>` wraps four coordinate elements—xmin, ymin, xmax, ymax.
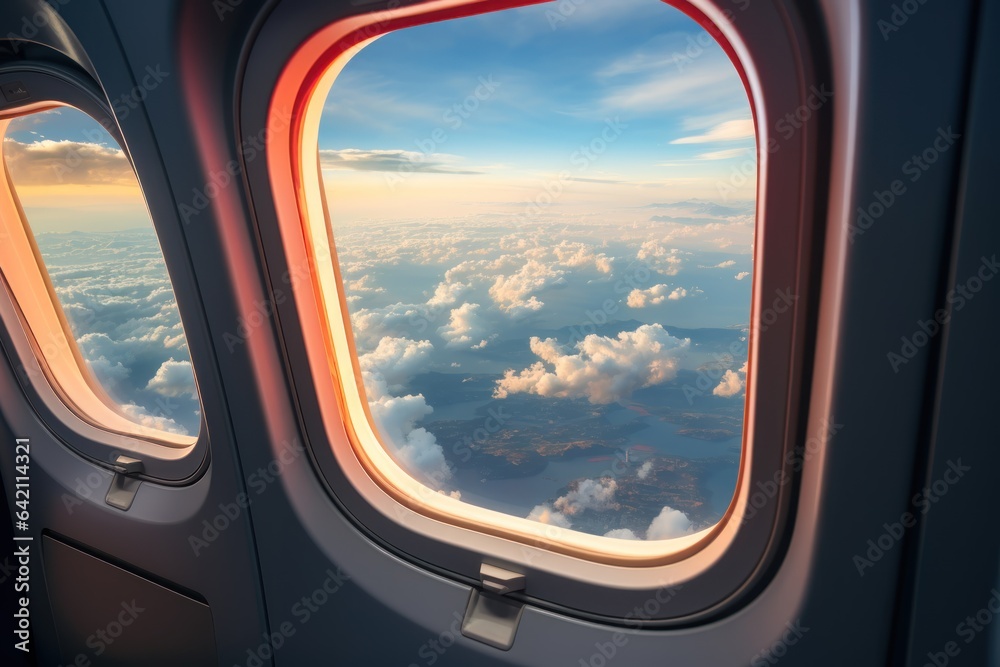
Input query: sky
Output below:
<box><xmin>320</xmin><ymin>0</ymin><xmax>756</xmax><ymax>224</ymax></box>
<box><xmin>3</xmin><ymin>107</ymin><xmax>148</xmax><ymax>233</ymax></box>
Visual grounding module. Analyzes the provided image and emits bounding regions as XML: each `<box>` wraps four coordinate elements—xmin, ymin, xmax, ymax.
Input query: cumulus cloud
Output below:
<box><xmin>713</xmin><ymin>260</ymin><xmax>736</xmax><ymax>268</ymax></box>
<box><xmin>118</xmin><ymin>403</ymin><xmax>190</xmax><ymax>436</ymax></box>
<box><xmin>86</xmin><ymin>356</ymin><xmax>131</xmax><ymax>385</ymax></box>
<box><xmin>553</xmin><ymin>478</ymin><xmax>618</xmax><ymax>516</ymax></box>
<box><xmin>636</xmin><ymin>460</ymin><xmax>653</xmax><ymax>480</ymax></box>
<box><xmin>713</xmin><ymin>360</ymin><xmax>748</xmax><ymax>398</ymax></box>
<box><xmin>438</xmin><ymin>302</ymin><xmax>493</xmax><ymax>349</ymax></box>
<box><xmin>626</xmin><ymin>284</ymin><xmax>687</xmax><ymax>307</ymax></box>
<box><xmin>735</xmin><ymin>271</ymin><xmax>751</xmax><ymax>280</ymax></box>
<box><xmin>351</xmin><ymin>303</ymin><xmax>426</xmax><ymax>347</ymax></box>
<box><xmin>646</xmin><ymin>506</ymin><xmax>694</xmax><ymax>540</ymax></box>
<box><xmin>426</xmin><ymin>280</ymin><xmax>467</xmax><ymax>308</ymax></box>
<box><xmin>369</xmin><ymin>394</ymin><xmax>451</xmax><ymax>485</ymax></box>
<box><xmin>526</xmin><ymin>478</ymin><xmax>618</xmax><ymax>529</ymax></box>
<box><xmin>553</xmin><ymin>241</ymin><xmax>613</xmax><ymax>274</ymax></box>
<box><xmin>345</xmin><ymin>274</ymin><xmax>386</xmax><ymax>295</ymax></box>
<box><xmin>494</xmin><ymin>324</ymin><xmax>690</xmax><ymax>404</ymax></box>
<box><xmin>3</xmin><ymin>138</ymin><xmax>135</xmax><ymax>186</ymax></box>
<box><xmin>637</xmin><ymin>241</ymin><xmax>684</xmax><ymax>276</ymax></box>
<box><xmin>319</xmin><ymin>148</ymin><xmax>481</xmax><ymax>174</ymax></box>
<box><xmin>359</xmin><ymin>337</ymin><xmax>434</xmax><ymax>397</ymax></box>
<box><xmin>145</xmin><ymin>359</ymin><xmax>197</xmax><ymax>399</ymax></box>
<box><xmin>358</xmin><ymin>337</ymin><xmax>452</xmax><ymax>486</ymax></box>
<box><xmin>604</xmin><ymin>528</ymin><xmax>639</xmax><ymax>540</ymax></box>
<box><xmin>526</xmin><ymin>503</ymin><xmax>572</xmax><ymax>528</ymax></box>
<box><xmin>627</xmin><ymin>284</ymin><xmax>668</xmax><ymax>308</ymax></box>
<box><xmin>489</xmin><ymin>260</ymin><xmax>566</xmax><ymax>317</ymax></box>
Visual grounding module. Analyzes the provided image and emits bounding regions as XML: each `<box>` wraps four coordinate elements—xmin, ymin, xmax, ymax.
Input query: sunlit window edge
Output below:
<box><xmin>294</xmin><ymin>15</ymin><xmax>749</xmax><ymax>564</ymax></box>
<box><xmin>0</xmin><ymin>108</ymin><xmax>199</xmax><ymax>448</ymax></box>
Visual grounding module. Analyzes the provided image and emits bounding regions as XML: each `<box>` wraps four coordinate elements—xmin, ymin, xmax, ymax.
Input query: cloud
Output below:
<box><xmin>494</xmin><ymin>324</ymin><xmax>690</xmax><ymax>404</ymax></box>
<box><xmin>345</xmin><ymin>274</ymin><xmax>386</xmax><ymax>295</ymax></box>
<box><xmin>646</xmin><ymin>506</ymin><xmax>694</xmax><ymax>540</ymax></box>
<box><xmin>359</xmin><ymin>337</ymin><xmax>452</xmax><ymax>486</ymax></box>
<box><xmin>735</xmin><ymin>271</ymin><xmax>750</xmax><ymax>280</ymax></box>
<box><xmin>627</xmin><ymin>284</ymin><xmax>669</xmax><ymax>307</ymax></box>
<box><xmin>145</xmin><ymin>359</ymin><xmax>197</xmax><ymax>399</ymax></box>
<box><xmin>426</xmin><ymin>280</ymin><xmax>468</xmax><ymax>308</ymax></box>
<box><xmin>553</xmin><ymin>478</ymin><xmax>618</xmax><ymax>516</ymax></box>
<box><xmin>697</xmin><ymin>147</ymin><xmax>752</xmax><ymax>160</ymax></box>
<box><xmin>528</xmin><ymin>485</ymin><xmax>694</xmax><ymax>540</ymax></box>
<box><xmin>526</xmin><ymin>478</ymin><xmax>618</xmax><ymax>529</ymax></box>
<box><xmin>670</xmin><ymin>119</ymin><xmax>754</xmax><ymax>144</ymax></box>
<box><xmin>359</xmin><ymin>336</ymin><xmax>434</xmax><ymax>396</ymax></box>
<box><xmin>319</xmin><ymin>148</ymin><xmax>481</xmax><ymax>174</ymax></box>
<box><xmin>636</xmin><ymin>460</ymin><xmax>653</xmax><ymax>480</ymax></box>
<box><xmin>637</xmin><ymin>241</ymin><xmax>684</xmax><ymax>276</ymax></box>
<box><xmin>565</xmin><ymin>176</ymin><xmax>624</xmax><ymax>185</ymax></box>
<box><xmin>526</xmin><ymin>503</ymin><xmax>572</xmax><ymax>528</ymax></box>
<box><xmin>600</xmin><ymin>64</ymin><xmax>738</xmax><ymax>113</ymax></box>
<box><xmin>553</xmin><ymin>241</ymin><xmax>613</xmax><ymax>274</ymax></box>
<box><xmin>626</xmin><ymin>284</ymin><xmax>687</xmax><ymax>307</ymax></box>
<box><xmin>642</xmin><ymin>199</ymin><xmax>750</xmax><ymax>217</ymax></box>
<box><xmin>351</xmin><ymin>303</ymin><xmax>427</xmax><ymax>347</ymax></box>
<box><xmin>118</xmin><ymin>403</ymin><xmax>190</xmax><ymax>436</ymax></box>
<box><xmin>438</xmin><ymin>302</ymin><xmax>494</xmax><ymax>349</ymax></box>
<box><xmin>604</xmin><ymin>528</ymin><xmax>639</xmax><ymax>540</ymax></box>
<box><xmin>489</xmin><ymin>259</ymin><xmax>566</xmax><ymax>317</ymax></box>
<box><xmin>3</xmin><ymin>138</ymin><xmax>135</xmax><ymax>186</ymax></box>
<box><xmin>713</xmin><ymin>260</ymin><xmax>736</xmax><ymax>268</ymax></box>
<box><xmin>31</xmin><ymin>230</ymin><xmax>202</xmax><ymax>437</ymax></box>
<box><xmin>86</xmin><ymin>356</ymin><xmax>131</xmax><ymax>384</ymax></box>
<box><xmin>713</xmin><ymin>360</ymin><xmax>748</xmax><ymax>398</ymax></box>
<box><xmin>369</xmin><ymin>394</ymin><xmax>452</xmax><ymax>486</ymax></box>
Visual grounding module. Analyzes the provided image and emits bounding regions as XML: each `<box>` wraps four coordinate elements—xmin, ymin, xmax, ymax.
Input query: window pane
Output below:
<box><xmin>3</xmin><ymin>107</ymin><xmax>201</xmax><ymax>439</ymax></box>
<box><xmin>320</xmin><ymin>0</ymin><xmax>754</xmax><ymax>541</ymax></box>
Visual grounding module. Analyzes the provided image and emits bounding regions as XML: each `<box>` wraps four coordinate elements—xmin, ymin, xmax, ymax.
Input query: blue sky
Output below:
<box><xmin>319</xmin><ymin>0</ymin><xmax>755</xmax><ymax>220</ymax></box>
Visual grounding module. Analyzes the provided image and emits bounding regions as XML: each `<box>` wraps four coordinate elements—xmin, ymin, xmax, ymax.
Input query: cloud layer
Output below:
<box><xmin>34</xmin><ymin>231</ymin><xmax>200</xmax><ymax>436</ymax></box>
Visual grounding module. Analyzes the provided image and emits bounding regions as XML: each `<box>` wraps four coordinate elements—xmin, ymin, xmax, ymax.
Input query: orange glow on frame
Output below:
<box><xmin>0</xmin><ymin>113</ymin><xmax>197</xmax><ymax>448</ymax></box>
<box><xmin>265</xmin><ymin>0</ymin><xmax>762</xmax><ymax>566</ymax></box>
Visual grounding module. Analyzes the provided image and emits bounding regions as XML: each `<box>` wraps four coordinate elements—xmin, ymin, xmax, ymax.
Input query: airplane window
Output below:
<box><xmin>315</xmin><ymin>0</ymin><xmax>754</xmax><ymax>546</ymax></box>
<box><xmin>0</xmin><ymin>106</ymin><xmax>201</xmax><ymax>443</ymax></box>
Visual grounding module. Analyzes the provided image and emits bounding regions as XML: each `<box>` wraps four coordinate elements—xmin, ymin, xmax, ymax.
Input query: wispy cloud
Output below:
<box><xmin>601</xmin><ymin>66</ymin><xmax>737</xmax><ymax>113</ymax></box>
<box><xmin>671</xmin><ymin>119</ymin><xmax>754</xmax><ymax>145</ymax></box>
<box><xmin>566</xmin><ymin>176</ymin><xmax>626</xmax><ymax>185</ymax></box>
<box><xmin>696</xmin><ymin>147</ymin><xmax>751</xmax><ymax>160</ymax></box>
<box><xmin>320</xmin><ymin>148</ymin><xmax>482</xmax><ymax>175</ymax></box>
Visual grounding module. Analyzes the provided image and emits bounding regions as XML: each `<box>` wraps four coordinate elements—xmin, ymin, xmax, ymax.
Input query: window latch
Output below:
<box><xmin>106</xmin><ymin>454</ymin><xmax>144</xmax><ymax>511</ymax></box>
<box><xmin>461</xmin><ymin>563</ymin><xmax>526</xmax><ymax>651</ymax></box>
<box><xmin>479</xmin><ymin>563</ymin><xmax>525</xmax><ymax>595</ymax></box>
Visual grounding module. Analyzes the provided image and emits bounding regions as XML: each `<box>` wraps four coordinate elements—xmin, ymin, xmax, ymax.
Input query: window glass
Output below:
<box><xmin>2</xmin><ymin>107</ymin><xmax>200</xmax><ymax>438</ymax></box>
<box><xmin>320</xmin><ymin>0</ymin><xmax>754</xmax><ymax>541</ymax></box>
